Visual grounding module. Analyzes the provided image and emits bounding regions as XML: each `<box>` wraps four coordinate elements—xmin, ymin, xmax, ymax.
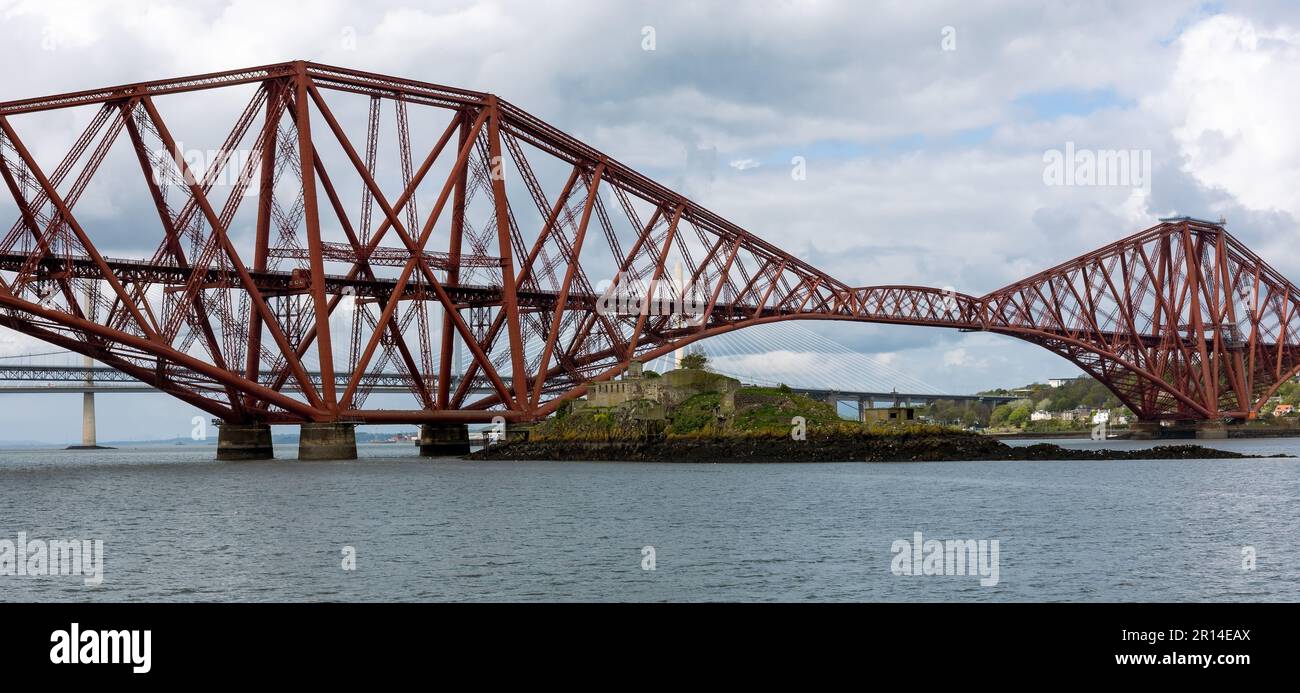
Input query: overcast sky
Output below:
<box><xmin>2</xmin><ymin>0</ymin><xmax>1300</xmax><ymax>443</ymax></box>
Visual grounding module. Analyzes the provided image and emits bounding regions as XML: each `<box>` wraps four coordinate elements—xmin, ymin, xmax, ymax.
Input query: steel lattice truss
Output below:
<box><xmin>0</xmin><ymin>62</ymin><xmax>1297</xmax><ymax>423</ymax></box>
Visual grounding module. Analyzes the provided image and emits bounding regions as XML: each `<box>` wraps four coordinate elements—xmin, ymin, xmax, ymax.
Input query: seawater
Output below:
<box><xmin>0</xmin><ymin>437</ymin><xmax>1296</xmax><ymax>602</ymax></box>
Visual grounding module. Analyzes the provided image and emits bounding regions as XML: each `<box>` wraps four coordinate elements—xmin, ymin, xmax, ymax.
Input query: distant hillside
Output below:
<box><xmin>979</xmin><ymin>377</ymin><xmax>1122</xmax><ymax>412</ymax></box>
<box><xmin>0</xmin><ymin>440</ymin><xmax>59</xmax><ymax>448</ymax></box>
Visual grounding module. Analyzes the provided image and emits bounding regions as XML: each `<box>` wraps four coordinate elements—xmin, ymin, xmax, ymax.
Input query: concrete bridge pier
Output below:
<box><xmin>1195</xmin><ymin>421</ymin><xmax>1228</xmax><ymax>439</ymax></box>
<box><xmin>298</xmin><ymin>423</ymin><xmax>357</xmax><ymax>460</ymax></box>
<box><xmin>857</xmin><ymin>397</ymin><xmax>879</xmax><ymax>422</ymax></box>
<box><xmin>418</xmin><ymin>423</ymin><xmax>470</xmax><ymax>457</ymax></box>
<box><xmin>81</xmin><ymin>392</ymin><xmax>96</xmax><ymax>446</ymax></box>
<box><xmin>216</xmin><ymin>422</ymin><xmax>274</xmax><ymax>460</ymax></box>
<box><xmin>1127</xmin><ymin>420</ymin><xmax>1230</xmax><ymax>439</ymax></box>
<box><xmin>78</xmin><ymin>392</ymin><xmax>96</xmax><ymax>444</ymax></box>
<box><xmin>78</xmin><ymin>297</ymin><xmax>97</xmax><ymax>448</ymax></box>
<box><xmin>65</xmin><ymin>347</ymin><xmax>104</xmax><ymax>450</ymax></box>
<box><xmin>1128</xmin><ymin>421</ymin><xmax>1162</xmax><ymax>439</ymax></box>
<box><xmin>504</xmin><ymin>422</ymin><xmax>535</xmax><ymax>442</ymax></box>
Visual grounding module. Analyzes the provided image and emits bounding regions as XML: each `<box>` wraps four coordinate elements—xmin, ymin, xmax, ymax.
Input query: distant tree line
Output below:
<box><xmin>920</xmin><ymin>399</ymin><xmax>995</xmax><ymax>428</ymax></box>
<box><xmin>1274</xmin><ymin>380</ymin><xmax>1300</xmax><ymax>411</ymax></box>
<box><xmin>979</xmin><ymin>377</ymin><xmax>1121</xmax><ymax>412</ymax></box>
<box><xmin>922</xmin><ymin>377</ymin><xmax>1128</xmax><ymax>429</ymax></box>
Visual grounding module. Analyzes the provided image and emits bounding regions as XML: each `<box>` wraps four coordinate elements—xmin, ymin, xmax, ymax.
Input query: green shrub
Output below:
<box><xmin>667</xmin><ymin>392</ymin><xmax>722</xmax><ymax>434</ymax></box>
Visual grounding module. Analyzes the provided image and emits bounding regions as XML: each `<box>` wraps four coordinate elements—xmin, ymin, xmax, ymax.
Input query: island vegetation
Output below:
<box><xmin>471</xmin><ymin>356</ymin><xmax>1283</xmax><ymax>463</ymax></box>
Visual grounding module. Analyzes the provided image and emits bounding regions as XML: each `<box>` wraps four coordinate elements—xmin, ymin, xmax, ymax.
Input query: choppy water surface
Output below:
<box><xmin>1</xmin><ymin>437</ymin><xmax>1297</xmax><ymax>602</ymax></box>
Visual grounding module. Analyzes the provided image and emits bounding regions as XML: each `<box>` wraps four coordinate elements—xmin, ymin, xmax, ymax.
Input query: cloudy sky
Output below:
<box><xmin>2</xmin><ymin>0</ymin><xmax>1299</xmax><ymax>442</ymax></box>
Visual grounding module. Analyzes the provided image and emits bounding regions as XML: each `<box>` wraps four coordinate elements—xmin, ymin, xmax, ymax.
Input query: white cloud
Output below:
<box><xmin>1156</xmin><ymin>14</ymin><xmax>1300</xmax><ymax>218</ymax></box>
<box><xmin>4</xmin><ymin>2</ymin><xmax>1300</xmax><ymax>440</ymax></box>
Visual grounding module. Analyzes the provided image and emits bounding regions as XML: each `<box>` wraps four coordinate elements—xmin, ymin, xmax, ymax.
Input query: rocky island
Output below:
<box><xmin>470</xmin><ymin>364</ymin><xmax>1287</xmax><ymax>463</ymax></box>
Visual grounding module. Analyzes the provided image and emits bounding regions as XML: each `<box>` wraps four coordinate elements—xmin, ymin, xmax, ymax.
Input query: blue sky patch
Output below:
<box><xmin>1013</xmin><ymin>87</ymin><xmax>1134</xmax><ymax>120</ymax></box>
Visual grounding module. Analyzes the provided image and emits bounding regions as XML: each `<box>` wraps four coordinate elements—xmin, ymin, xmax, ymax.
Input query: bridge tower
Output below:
<box><xmin>67</xmin><ymin>287</ymin><xmax>102</xmax><ymax>450</ymax></box>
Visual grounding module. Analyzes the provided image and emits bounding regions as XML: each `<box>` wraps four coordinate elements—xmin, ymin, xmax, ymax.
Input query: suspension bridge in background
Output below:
<box><xmin>0</xmin><ymin>321</ymin><xmax>1022</xmax><ymax>447</ymax></box>
<box><xmin>2</xmin><ymin>62</ymin><xmax>1298</xmax><ymax>458</ymax></box>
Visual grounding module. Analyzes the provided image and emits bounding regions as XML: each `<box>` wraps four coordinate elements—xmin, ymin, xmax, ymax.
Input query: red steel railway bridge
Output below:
<box><xmin>1</xmin><ymin>62</ymin><xmax>1298</xmax><ymax>458</ymax></box>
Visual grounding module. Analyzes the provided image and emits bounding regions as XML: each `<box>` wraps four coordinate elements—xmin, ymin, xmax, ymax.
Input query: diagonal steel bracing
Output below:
<box><xmin>2</xmin><ymin>63</ymin><xmax>1299</xmax><ymax>424</ymax></box>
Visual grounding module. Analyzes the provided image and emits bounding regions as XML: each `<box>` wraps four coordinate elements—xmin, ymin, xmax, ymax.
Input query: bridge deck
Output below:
<box><xmin>0</xmin><ymin>365</ymin><xmax>1015</xmax><ymax>404</ymax></box>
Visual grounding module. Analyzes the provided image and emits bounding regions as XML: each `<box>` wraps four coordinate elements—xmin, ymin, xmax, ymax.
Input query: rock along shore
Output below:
<box><xmin>467</xmin><ymin>432</ymin><xmax>1289</xmax><ymax>463</ymax></box>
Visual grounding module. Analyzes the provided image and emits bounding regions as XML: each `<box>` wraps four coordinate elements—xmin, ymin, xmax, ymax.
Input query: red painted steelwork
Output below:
<box><xmin>1</xmin><ymin>63</ymin><xmax>1298</xmax><ymax>424</ymax></box>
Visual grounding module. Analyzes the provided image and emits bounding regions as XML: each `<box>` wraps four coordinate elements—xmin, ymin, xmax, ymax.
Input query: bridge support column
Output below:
<box><xmin>64</xmin><ymin>391</ymin><xmax>105</xmax><ymax>449</ymax></box>
<box><xmin>504</xmin><ymin>422</ymin><xmax>535</xmax><ymax>442</ymax></box>
<box><xmin>81</xmin><ymin>392</ymin><xmax>96</xmax><ymax>447</ymax></box>
<box><xmin>1195</xmin><ymin>421</ymin><xmax>1228</xmax><ymax>439</ymax></box>
<box><xmin>1127</xmin><ymin>421</ymin><xmax>1162</xmax><ymax>439</ymax></box>
<box><xmin>298</xmin><ymin>423</ymin><xmax>357</xmax><ymax>461</ymax></box>
<box><xmin>216</xmin><ymin>422</ymin><xmax>274</xmax><ymax>461</ymax></box>
<box><xmin>418</xmin><ymin>423</ymin><xmax>470</xmax><ymax>457</ymax></box>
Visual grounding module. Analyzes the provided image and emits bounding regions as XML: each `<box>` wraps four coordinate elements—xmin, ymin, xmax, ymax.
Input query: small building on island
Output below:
<box><xmin>861</xmin><ymin>405</ymin><xmax>915</xmax><ymax>424</ymax></box>
<box><xmin>858</xmin><ymin>389</ymin><xmax>915</xmax><ymax>425</ymax></box>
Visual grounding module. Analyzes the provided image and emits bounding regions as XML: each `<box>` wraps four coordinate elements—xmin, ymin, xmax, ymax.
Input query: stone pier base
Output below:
<box><xmin>1127</xmin><ymin>421</ymin><xmax>1162</xmax><ymax>439</ymax></box>
<box><xmin>1195</xmin><ymin>421</ymin><xmax>1228</xmax><ymax>439</ymax></box>
<box><xmin>504</xmin><ymin>422</ymin><xmax>535</xmax><ymax>442</ymax></box>
<box><xmin>418</xmin><ymin>423</ymin><xmax>470</xmax><ymax>457</ymax></box>
<box><xmin>217</xmin><ymin>423</ymin><xmax>274</xmax><ymax>461</ymax></box>
<box><xmin>1126</xmin><ymin>420</ymin><xmax>1234</xmax><ymax>439</ymax></box>
<box><xmin>298</xmin><ymin>423</ymin><xmax>357</xmax><ymax>460</ymax></box>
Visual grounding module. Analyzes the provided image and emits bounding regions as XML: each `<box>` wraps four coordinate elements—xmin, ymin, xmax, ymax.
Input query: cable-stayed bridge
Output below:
<box><xmin>0</xmin><ymin>323</ymin><xmax>1019</xmax><ymax>446</ymax></box>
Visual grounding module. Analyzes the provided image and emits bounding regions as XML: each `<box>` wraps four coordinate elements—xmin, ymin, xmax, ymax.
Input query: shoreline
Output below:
<box><xmin>469</xmin><ymin>432</ymin><xmax>1291</xmax><ymax>463</ymax></box>
<box><xmin>988</xmin><ymin>427</ymin><xmax>1300</xmax><ymax>440</ymax></box>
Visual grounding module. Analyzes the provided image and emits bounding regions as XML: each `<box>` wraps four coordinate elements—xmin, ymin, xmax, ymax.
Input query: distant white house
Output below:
<box><xmin>1030</xmin><ymin>410</ymin><xmax>1053</xmax><ymax>421</ymax></box>
<box><xmin>1053</xmin><ymin>406</ymin><xmax>1093</xmax><ymax>422</ymax></box>
<box><xmin>1047</xmin><ymin>377</ymin><xmax>1079</xmax><ymax>388</ymax></box>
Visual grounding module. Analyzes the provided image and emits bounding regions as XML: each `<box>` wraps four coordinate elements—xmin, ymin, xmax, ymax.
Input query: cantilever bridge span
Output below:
<box><xmin>1</xmin><ymin>61</ymin><xmax>1298</xmax><ymax>446</ymax></box>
